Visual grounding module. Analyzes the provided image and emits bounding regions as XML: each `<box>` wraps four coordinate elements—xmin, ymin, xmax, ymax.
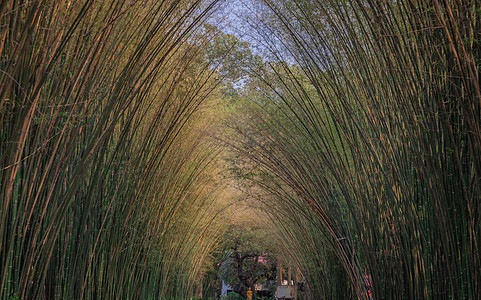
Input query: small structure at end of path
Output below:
<box><xmin>275</xmin><ymin>260</ymin><xmax>303</xmax><ymax>300</ymax></box>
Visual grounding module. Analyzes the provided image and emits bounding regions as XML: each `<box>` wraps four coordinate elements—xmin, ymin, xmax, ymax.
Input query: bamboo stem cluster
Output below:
<box><xmin>0</xmin><ymin>1</ymin><xmax>223</xmax><ymax>298</ymax></box>
<box><xmin>229</xmin><ymin>0</ymin><xmax>480</xmax><ymax>298</ymax></box>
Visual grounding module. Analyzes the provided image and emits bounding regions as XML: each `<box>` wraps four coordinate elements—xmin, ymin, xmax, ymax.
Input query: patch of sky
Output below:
<box><xmin>208</xmin><ymin>0</ymin><xmax>295</xmax><ymax>64</ymax></box>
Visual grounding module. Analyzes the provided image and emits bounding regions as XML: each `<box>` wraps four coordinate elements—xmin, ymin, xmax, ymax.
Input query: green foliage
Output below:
<box><xmin>2</xmin><ymin>0</ymin><xmax>480</xmax><ymax>299</ymax></box>
<box><xmin>0</xmin><ymin>1</ymin><xmax>224</xmax><ymax>299</ymax></box>
<box><xmin>221</xmin><ymin>291</ymin><xmax>245</xmax><ymax>300</ymax></box>
<box><xmin>204</xmin><ymin>26</ymin><xmax>263</xmax><ymax>103</ymax></box>
<box><xmin>216</xmin><ymin>223</ymin><xmax>277</xmax><ymax>298</ymax></box>
<box><xmin>225</xmin><ymin>0</ymin><xmax>481</xmax><ymax>298</ymax></box>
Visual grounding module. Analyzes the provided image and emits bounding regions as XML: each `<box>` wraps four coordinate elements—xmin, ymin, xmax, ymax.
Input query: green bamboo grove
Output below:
<box><xmin>0</xmin><ymin>0</ymin><xmax>225</xmax><ymax>298</ymax></box>
<box><xmin>1</xmin><ymin>0</ymin><xmax>480</xmax><ymax>299</ymax></box>
<box><xmin>227</xmin><ymin>0</ymin><xmax>481</xmax><ymax>299</ymax></box>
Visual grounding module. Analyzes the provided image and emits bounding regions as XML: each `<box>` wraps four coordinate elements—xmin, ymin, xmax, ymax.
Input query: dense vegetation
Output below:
<box><xmin>1</xmin><ymin>0</ymin><xmax>480</xmax><ymax>299</ymax></box>
<box><xmin>227</xmin><ymin>0</ymin><xmax>481</xmax><ymax>299</ymax></box>
<box><xmin>0</xmin><ymin>1</ymin><xmax>225</xmax><ymax>298</ymax></box>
